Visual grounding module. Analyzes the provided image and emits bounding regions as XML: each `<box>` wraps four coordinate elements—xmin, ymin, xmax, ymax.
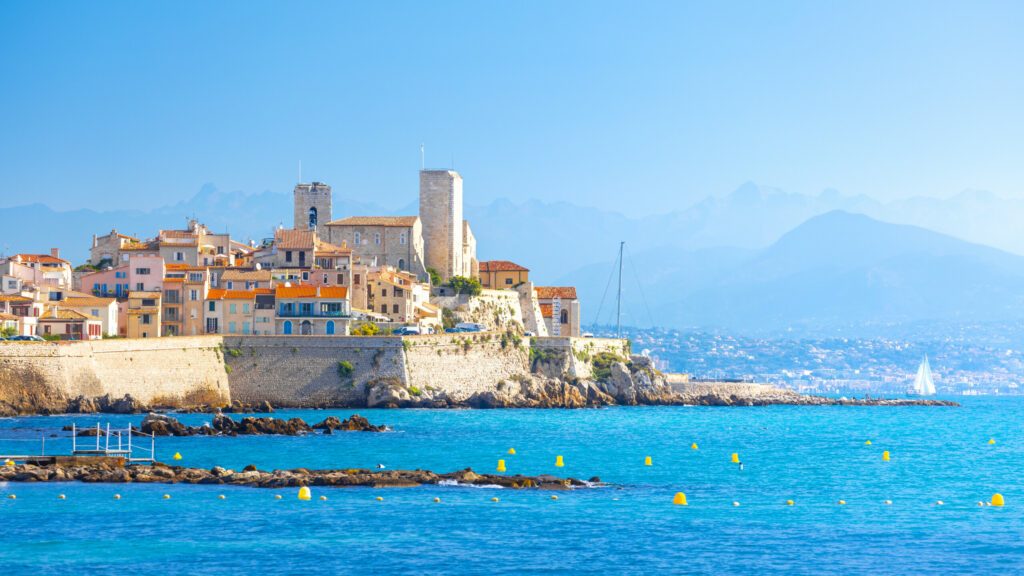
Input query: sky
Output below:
<box><xmin>1</xmin><ymin>0</ymin><xmax>1022</xmax><ymax>215</ymax></box>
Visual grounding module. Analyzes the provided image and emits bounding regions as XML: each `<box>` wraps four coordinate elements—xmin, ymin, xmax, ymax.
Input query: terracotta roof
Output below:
<box><xmin>12</xmin><ymin>254</ymin><xmax>70</xmax><ymax>265</ymax></box>
<box><xmin>274</xmin><ymin>229</ymin><xmax>315</xmax><ymax>250</ymax></box>
<box><xmin>207</xmin><ymin>289</ymin><xmax>269</xmax><ymax>300</ymax></box>
<box><xmin>326</xmin><ymin>216</ymin><xmax>419</xmax><ymax>227</ymax></box>
<box><xmin>275</xmin><ymin>285</ymin><xmax>348</xmax><ymax>299</ymax></box>
<box><xmin>536</xmin><ymin>286</ymin><xmax>577</xmax><ymax>300</ymax></box>
<box><xmin>0</xmin><ymin>295</ymin><xmax>32</xmax><ymax>302</ymax></box>
<box><xmin>160</xmin><ymin>230</ymin><xmax>197</xmax><ymax>239</ymax></box>
<box><xmin>480</xmin><ymin>260</ymin><xmax>529</xmax><ymax>272</ymax></box>
<box><xmin>221</xmin><ymin>269</ymin><xmax>271</xmax><ymax>281</ymax></box>
<box><xmin>64</xmin><ymin>296</ymin><xmax>117</xmax><ymax>307</ymax></box>
<box><xmin>0</xmin><ymin>312</ymin><xmax>19</xmax><ymax>321</ymax></box>
<box><xmin>40</xmin><ymin>308</ymin><xmax>96</xmax><ymax>321</ymax></box>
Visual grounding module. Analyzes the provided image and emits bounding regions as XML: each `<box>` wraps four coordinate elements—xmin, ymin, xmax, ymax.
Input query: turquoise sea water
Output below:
<box><xmin>1</xmin><ymin>399</ymin><xmax>1022</xmax><ymax>575</ymax></box>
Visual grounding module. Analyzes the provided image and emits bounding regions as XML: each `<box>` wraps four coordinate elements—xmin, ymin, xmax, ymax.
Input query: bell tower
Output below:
<box><xmin>293</xmin><ymin>181</ymin><xmax>332</xmax><ymax>240</ymax></box>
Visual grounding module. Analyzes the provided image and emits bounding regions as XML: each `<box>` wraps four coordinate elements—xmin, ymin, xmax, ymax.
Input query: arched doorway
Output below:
<box><xmin>282</xmin><ymin>320</ymin><xmax>292</xmax><ymax>335</ymax></box>
<box><xmin>398</xmin><ymin>258</ymin><xmax>406</xmax><ymax>271</ymax></box>
<box><xmin>326</xmin><ymin>320</ymin><xmax>335</xmax><ymax>335</ymax></box>
<box><xmin>308</xmin><ymin>207</ymin><xmax>318</xmax><ymax>229</ymax></box>
<box><xmin>301</xmin><ymin>320</ymin><xmax>313</xmax><ymax>335</ymax></box>
<box><xmin>560</xmin><ymin>310</ymin><xmax>569</xmax><ymax>325</ymax></box>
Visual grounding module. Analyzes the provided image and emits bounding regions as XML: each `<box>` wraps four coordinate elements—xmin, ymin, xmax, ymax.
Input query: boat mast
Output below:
<box><xmin>616</xmin><ymin>241</ymin><xmax>624</xmax><ymax>338</ymax></box>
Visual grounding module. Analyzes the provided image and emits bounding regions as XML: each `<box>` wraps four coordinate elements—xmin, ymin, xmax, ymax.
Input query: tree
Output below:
<box><xmin>352</xmin><ymin>322</ymin><xmax>380</xmax><ymax>336</ymax></box>
<box><xmin>448</xmin><ymin>276</ymin><xmax>482</xmax><ymax>296</ymax></box>
<box><xmin>427</xmin><ymin>267</ymin><xmax>442</xmax><ymax>287</ymax></box>
<box><xmin>0</xmin><ymin>326</ymin><xmax>16</xmax><ymax>338</ymax></box>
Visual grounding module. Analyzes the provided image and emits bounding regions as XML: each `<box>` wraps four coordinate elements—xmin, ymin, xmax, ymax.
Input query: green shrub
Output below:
<box><xmin>427</xmin><ymin>267</ymin><xmax>442</xmax><ymax>287</ymax></box>
<box><xmin>224</xmin><ymin>364</ymin><xmax>233</xmax><ymax>374</ymax></box>
<box><xmin>447</xmin><ymin>276</ymin><xmax>482</xmax><ymax>296</ymax></box>
<box><xmin>408</xmin><ymin>386</ymin><xmax>422</xmax><ymax>396</ymax></box>
<box><xmin>592</xmin><ymin>351</ymin><xmax>627</xmax><ymax>382</ymax></box>
<box><xmin>337</xmin><ymin>360</ymin><xmax>354</xmax><ymax>378</ymax></box>
<box><xmin>352</xmin><ymin>322</ymin><xmax>380</xmax><ymax>336</ymax></box>
<box><xmin>227</xmin><ymin>348</ymin><xmax>242</xmax><ymax>358</ymax></box>
<box><xmin>441</xmin><ymin>308</ymin><xmax>457</xmax><ymax>330</ymax></box>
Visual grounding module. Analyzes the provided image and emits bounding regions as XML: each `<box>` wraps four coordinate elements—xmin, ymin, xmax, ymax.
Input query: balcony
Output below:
<box><xmin>276</xmin><ymin>310</ymin><xmax>349</xmax><ymax>318</ymax></box>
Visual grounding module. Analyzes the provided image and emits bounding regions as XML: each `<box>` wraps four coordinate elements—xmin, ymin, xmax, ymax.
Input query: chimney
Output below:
<box><xmin>50</xmin><ymin>248</ymin><xmax>60</xmax><ymax>259</ymax></box>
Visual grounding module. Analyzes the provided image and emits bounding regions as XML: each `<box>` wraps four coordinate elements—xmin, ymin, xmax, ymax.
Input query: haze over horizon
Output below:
<box><xmin>3</xmin><ymin>1</ymin><xmax>1024</xmax><ymax>215</ymax></box>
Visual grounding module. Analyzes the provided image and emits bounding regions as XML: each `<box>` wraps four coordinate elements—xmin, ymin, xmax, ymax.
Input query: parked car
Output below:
<box><xmin>455</xmin><ymin>322</ymin><xmax>486</xmax><ymax>333</ymax></box>
<box><xmin>582</xmin><ymin>332</ymin><xmax>594</xmax><ymax>338</ymax></box>
<box><xmin>523</xmin><ymin>331</ymin><xmax>535</xmax><ymax>337</ymax></box>
<box><xmin>444</xmin><ymin>327</ymin><xmax>465</xmax><ymax>334</ymax></box>
<box><xmin>9</xmin><ymin>335</ymin><xmax>44</xmax><ymax>341</ymax></box>
<box><xmin>393</xmin><ymin>326</ymin><xmax>422</xmax><ymax>336</ymax></box>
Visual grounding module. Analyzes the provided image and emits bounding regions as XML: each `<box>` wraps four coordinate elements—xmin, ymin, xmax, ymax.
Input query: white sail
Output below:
<box><xmin>911</xmin><ymin>355</ymin><xmax>936</xmax><ymax>396</ymax></box>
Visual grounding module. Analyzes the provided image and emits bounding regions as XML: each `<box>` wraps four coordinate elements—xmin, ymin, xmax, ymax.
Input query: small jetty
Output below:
<box><xmin>0</xmin><ymin>422</ymin><xmax>155</xmax><ymax>467</ymax></box>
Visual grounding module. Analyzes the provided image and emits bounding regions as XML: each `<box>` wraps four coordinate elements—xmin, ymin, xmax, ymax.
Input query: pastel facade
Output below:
<box><xmin>536</xmin><ymin>286</ymin><xmax>581</xmax><ymax>337</ymax></box>
<box><xmin>359</xmin><ymin>266</ymin><xmax>437</xmax><ymax>326</ymax></box>
<box><xmin>125</xmin><ymin>291</ymin><xmax>162</xmax><ymax>338</ymax></box>
<box><xmin>62</xmin><ymin>295</ymin><xmax>119</xmax><ymax>337</ymax></box>
<box><xmin>89</xmin><ymin>230</ymin><xmax>142</xmax><ymax>267</ymax></box>
<box><xmin>205</xmin><ymin>289</ymin><xmax>271</xmax><ymax>335</ymax></box>
<box><xmin>275</xmin><ymin>285</ymin><xmax>350</xmax><ymax>336</ymax></box>
<box><xmin>0</xmin><ymin>251</ymin><xmax>73</xmax><ymax>290</ymax></box>
<box><xmin>38</xmin><ymin>307</ymin><xmax>103</xmax><ymax>340</ymax></box>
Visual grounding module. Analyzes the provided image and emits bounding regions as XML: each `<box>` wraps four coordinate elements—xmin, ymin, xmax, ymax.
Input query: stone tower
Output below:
<box><xmin>293</xmin><ymin>182</ymin><xmax>332</xmax><ymax>240</ymax></box>
<box><xmin>419</xmin><ymin>170</ymin><xmax>464</xmax><ymax>281</ymax></box>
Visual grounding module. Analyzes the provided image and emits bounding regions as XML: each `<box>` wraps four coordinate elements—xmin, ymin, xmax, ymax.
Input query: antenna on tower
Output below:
<box><xmin>420</xmin><ymin>144</ymin><xmax>425</xmax><ymax>171</ymax></box>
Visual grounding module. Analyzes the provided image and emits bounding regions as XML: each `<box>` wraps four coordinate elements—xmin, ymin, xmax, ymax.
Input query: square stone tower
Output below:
<box><xmin>419</xmin><ymin>170</ymin><xmax>464</xmax><ymax>281</ymax></box>
<box><xmin>293</xmin><ymin>182</ymin><xmax>332</xmax><ymax>241</ymax></box>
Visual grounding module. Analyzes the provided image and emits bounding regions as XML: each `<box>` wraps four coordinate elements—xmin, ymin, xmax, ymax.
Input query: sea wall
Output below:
<box><xmin>531</xmin><ymin>337</ymin><xmax>631</xmax><ymax>379</ymax></box>
<box><xmin>0</xmin><ymin>337</ymin><xmax>229</xmax><ymax>414</ymax></box>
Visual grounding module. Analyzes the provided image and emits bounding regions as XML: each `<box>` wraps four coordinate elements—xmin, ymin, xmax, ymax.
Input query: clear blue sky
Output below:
<box><xmin>1</xmin><ymin>1</ymin><xmax>1022</xmax><ymax>214</ymax></box>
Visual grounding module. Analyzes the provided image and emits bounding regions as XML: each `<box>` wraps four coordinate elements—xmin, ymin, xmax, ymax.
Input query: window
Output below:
<box><xmin>226</xmin><ymin>281</ymin><xmax>234</xmax><ymax>289</ymax></box>
<box><xmin>91</xmin><ymin>309</ymin><xmax>99</xmax><ymax>317</ymax></box>
<box><xmin>142</xmin><ymin>299</ymin><xmax>156</xmax><ymax>307</ymax></box>
<box><xmin>115</xmin><ymin>271</ymin><xmax>126</xmax><ymax>279</ymax></box>
<box><xmin>188</xmin><ymin>272</ymin><xmax>203</xmax><ymax>282</ymax></box>
<box><xmin>381</xmin><ymin>288</ymin><xmax>387</xmax><ymax>297</ymax></box>
<box><xmin>337</xmin><ymin>273</ymin><xmax>344</xmax><ymax>284</ymax></box>
<box><xmin>208</xmin><ymin>302</ymin><xmax>216</xmax><ymax>312</ymax></box>
<box><xmin>243</xmin><ymin>303</ymin><xmax>250</xmax><ymax>314</ymax></box>
<box><xmin>135</xmin><ymin>268</ymin><xmax>151</xmax><ymax>275</ymax></box>
<box><xmin>560</xmin><ymin>310</ymin><xmax>569</xmax><ymax>324</ymax></box>
<box><xmin>505</xmin><ymin>278</ymin><xmax>513</xmax><ymax>285</ymax></box>
<box><xmin>136</xmin><ymin>283</ymin><xmax>145</xmax><ymax>291</ymax></box>
<box><xmin>308</xmin><ymin>207</ymin><xmax>318</xmax><ymax>229</ymax></box>
<box><xmin>392</xmin><ymin>304</ymin><xmax>399</xmax><ymax>314</ymax></box>
<box><xmin>141</xmin><ymin>314</ymin><xmax>151</xmax><ymax>325</ymax></box>
<box><xmin>302</xmin><ymin>271</ymin><xmax>309</xmax><ymax>281</ymax></box>
<box><xmin>381</xmin><ymin>304</ymin><xmax>387</xmax><ymax>313</ymax></box>
<box><xmin>354</xmin><ymin>274</ymin><xmax>360</xmax><ymax>285</ymax></box>
<box><xmin>285</xmin><ymin>251</ymin><xmax>293</xmax><ymax>263</ymax></box>
<box><xmin>399</xmin><ymin>232</ymin><xmax>407</xmax><ymax>245</ymax></box>
<box><xmin>174</xmin><ymin>252</ymin><xmax>184</xmax><ymax>262</ymax></box>
<box><xmin>229</xmin><ymin>322</ymin><xmax>236</xmax><ymax>333</ymax></box>
<box><xmin>354</xmin><ymin>232</ymin><xmax>361</xmax><ymax>245</ymax></box>
<box><xmin>398</xmin><ymin>258</ymin><xmax>406</xmax><ymax>271</ymax></box>
<box><xmin>374</xmin><ymin>233</ymin><xmax>381</xmax><ymax>245</ymax></box>
<box><xmin>322</xmin><ymin>274</ymin><xmax>328</xmax><ymax>283</ymax></box>
<box><xmin>229</xmin><ymin>303</ymin><xmax>237</xmax><ymax>314</ymax></box>
<box><xmin>243</xmin><ymin>321</ymin><xmax>251</xmax><ymax>334</ymax></box>
<box><xmin>190</xmin><ymin>289</ymin><xmax>198</xmax><ymax>301</ymax></box>
<box><xmin>394</xmin><ymin>287</ymin><xmax>404</xmax><ymax>297</ymax></box>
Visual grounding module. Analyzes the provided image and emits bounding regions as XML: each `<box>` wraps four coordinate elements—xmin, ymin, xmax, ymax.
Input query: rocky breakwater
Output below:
<box><xmin>0</xmin><ymin>461</ymin><xmax>592</xmax><ymax>490</ymax></box>
<box><xmin>132</xmin><ymin>413</ymin><xmax>389</xmax><ymax>436</ymax></box>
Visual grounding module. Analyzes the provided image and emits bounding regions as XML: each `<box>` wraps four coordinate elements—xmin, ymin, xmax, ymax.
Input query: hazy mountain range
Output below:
<box><xmin>4</xmin><ymin>182</ymin><xmax>1024</xmax><ymax>334</ymax></box>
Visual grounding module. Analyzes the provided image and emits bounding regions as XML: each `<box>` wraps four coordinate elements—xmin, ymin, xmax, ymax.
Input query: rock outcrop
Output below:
<box><xmin>125</xmin><ymin>413</ymin><xmax>391</xmax><ymax>436</ymax></box>
<box><xmin>0</xmin><ymin>461</ymin><xmax>589</xmax><ymax>490</ymax></box>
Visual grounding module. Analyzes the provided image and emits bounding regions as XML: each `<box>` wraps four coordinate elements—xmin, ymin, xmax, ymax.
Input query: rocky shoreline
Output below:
<box><xmin>0</xmin><ymin>460</ymin><xmax>592</xmax><ymax>490</ymax></box>
<box><xmin>0</xmin><ymin>354</ymin><xmax>958</xmax><ymax>416</ymax></box>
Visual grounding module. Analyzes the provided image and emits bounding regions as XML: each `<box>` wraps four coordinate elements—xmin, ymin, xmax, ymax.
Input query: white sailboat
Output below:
<box><xmin>909</xmin><ymin>355</ymin><xmax>937</xmax><ymax>396</ymax></box>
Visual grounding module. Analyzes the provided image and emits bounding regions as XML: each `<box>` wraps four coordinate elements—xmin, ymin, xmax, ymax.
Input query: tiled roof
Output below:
<box><xmin>40</xmin><ymin>308</ymin><xmax>96</xmax><ymax>321</ymax></box>
<box><xmin>12</xmin><ymin>254</ymin><xmax>70</xmax><ymax>265</ymax></box>
<box><xmin>274</xmin><ymin>229</ymin><xmax>315</xmax><ymax>250</ymax></box>
<box><xmin>0</xmin><ymin>295</ymin><xmax>32</xmax><ymax>302</ymax></box>
<box><xmin>539</xmin><ymin>303</ymin><xmax>553</xmax><ymax>318</ymax></box>
<box><xmin>221</xmin><ymin>269</ymin><xmax>272</xmax><ymax>281</ymax></box>
<box><xmin>536</xmin><ymin>286</ymin><xmax>577</xmax><ymax>300</ymax></box>
<box><xmin>326</xmin><ymin>216</ymin><xmax>419</xmax><ymax>227</ymax></box>
<box><xmin>160</xmin><ymin>230</ymin><xmax>197</xmax><ymax>239</ymax></box>
<box><xmin>480</xmin><ymin>260</ymin><xmax>529</xmax><ymax>272</ymax></box>
<box><xmin>0</xmin><ymin>312</ymin><xmax>19</xmax><ymax>321</ymax></box>
<box><xmin>64</xmin><ymin>296</ymin><xmax>117</xmax><ymax>307</ymax></box>
<box><xmin>275</xmin><ymin>285</ymin><xmax>348</xmax><ymax>299</ymax></box>
<box><xmin>207</xmin><ymin>289</ymin><xmax>269</xmax><ymax>300</ymax></box>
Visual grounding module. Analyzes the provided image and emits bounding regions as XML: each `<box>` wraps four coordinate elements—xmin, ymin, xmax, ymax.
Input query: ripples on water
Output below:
<box><xmin>1</xmin><ymin>399</ymin><xmax>1023</xmax><ymax>575</ymax></box>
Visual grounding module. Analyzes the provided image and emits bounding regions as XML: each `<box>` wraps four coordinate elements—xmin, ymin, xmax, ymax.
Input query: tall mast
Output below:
<box><xmin>616</xmin><ymin>241</ymin><xmax>624</xmax><ymax>338</ymax></box>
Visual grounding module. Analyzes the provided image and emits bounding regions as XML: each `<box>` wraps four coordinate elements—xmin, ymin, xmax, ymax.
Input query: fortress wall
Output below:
<box><xmin>532</xmin><ymin>337</ymin><xmax>630</xmax><ymax>379</ymax></box>
<box><xmin>401</xmin><ymin>333</ymin><xmax>531</xmax><ymax>402</ymax></box>
<box><xmin>0</xmin><ymin>336</ymin><xmax>229</xmax><ymax>413</ymax></box>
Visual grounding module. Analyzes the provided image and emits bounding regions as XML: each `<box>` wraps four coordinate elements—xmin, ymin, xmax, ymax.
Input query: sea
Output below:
<box><xmin>1</xmin><ymin>398</ymin><xmax>1022</xmax><ymax>575</ymax></box>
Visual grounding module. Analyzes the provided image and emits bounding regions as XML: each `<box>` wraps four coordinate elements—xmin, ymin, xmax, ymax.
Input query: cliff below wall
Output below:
<box><xmin>0</xmin><ymin>337</ymin><xmax>230</xmax><ymax>415</ymax></box>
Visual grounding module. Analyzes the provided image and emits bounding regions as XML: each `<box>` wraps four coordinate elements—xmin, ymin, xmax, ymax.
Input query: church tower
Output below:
<box><xmin>293</xmin><ymin>182</ymin><xmax>332</xmax><ymax>240</ymax></box>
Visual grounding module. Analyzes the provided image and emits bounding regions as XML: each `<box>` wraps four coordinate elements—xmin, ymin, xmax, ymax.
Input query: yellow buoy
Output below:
<box><xmin>864</xmin><ymin>440</ymin><xmax>872</xmax><ymax>445</ymax></box>
<box><xmin>58</xmin><ymin>494</ymin><xmax>66</xmax><ymax>500</ymax></box>
<box><xmin>497</xmin><ymin>459</ymin><xmax>507</xmax><ymax>473</ymax></box>
<box><xmin>491</xmin><ymin>497</ymin><xmax>499</xmax><ymax>502</ymax></box>
<box><xmin>274</xmin><ymin>494</ymin><xmax>282</xmax><ymax>500</ymax></box>
<box><xmin>376</xmin><ymin>496</ymin><xmax>384</xmax><ymax>502</ymax></box>
<box><xmin>988</xmin><ymin>438</ymin><xmax>996</xmax><ymax>445</ymax></box>
<box><xmin>297</xmin><ymin>486</ymin><xmax>311</xmax><ymax>501</ymax></box>
<box><xmin>3</xmin><ymin>459</ymin><xmax>13</xmax><ymax>467</ymax></box>
<box><xmin>672</xmin><ymin>492</ymin><xmax>688</xmax><ymax>506</ymax></box>
<box><xmin>838</xmin><ymin>500</ymin><xmax>846</xmax><ymax>505</ymax></box>
<box><xmin>113</xmin><ymin>494</ymin><xmax>121</xmax><ymax>500</ymax></box>
<box><xmin>691</xmin><ymin>443</ymin><xmax>698</xmax><ymax>450</ymax></box>
<box><xmin>786</xmin><ymin>499</ymin><xmax>794</xmax><ymax>506</ymax></box>
<box><xmin>163</xmin><ymin>494</ymin><xmax>171</xmax><ymax>500</ymax></box>
<box><xmin>882</xmin><ymin>451</ymin><xmax>890</xmax><ymax>462</ymax></box>
<box><xmin>173</xmin><ymin>452</ymin><xmax>182</xmax><ymax>461</ymax></box>
<box><xmin>319</xmin><ymin>495</ymin><xmax>327</xmax><ymax>501</ymax></box>
<box><xmin>218</xmin><ymin>495</ymin><xmax>226</xmax><ymax>500</ymax></box>
<box><xmin>433</xmin><ymin>497</ymin><xmax>441</xmax><ymax>503</ymax></box>
<box><xmin>644</xmin><ymin>456</ymin><xmax>653</xmax><ymax>466</ymax></box>
<box><xmin>554</xmin><ymin>455</ymin><xmax>564</xmax><ymax>468</ymax></box>
<box><xmin>508</xmin><ymin>448</ymin><xmax>516</xmax><ymax>455</ymax></box>
<box><xmin>991</xmin><ymin>493</ymin><xmax>1005</xmax><ymax>507</ymax></box>
<box><xmin>731</xmin><ymin>453</ymin><xmax>740</xmax><ymax>464</ymax></box>
<box><xmin>550</xmin><ymin>495</ymin><xmax>558</xmax><ymax>501</ymax></box>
